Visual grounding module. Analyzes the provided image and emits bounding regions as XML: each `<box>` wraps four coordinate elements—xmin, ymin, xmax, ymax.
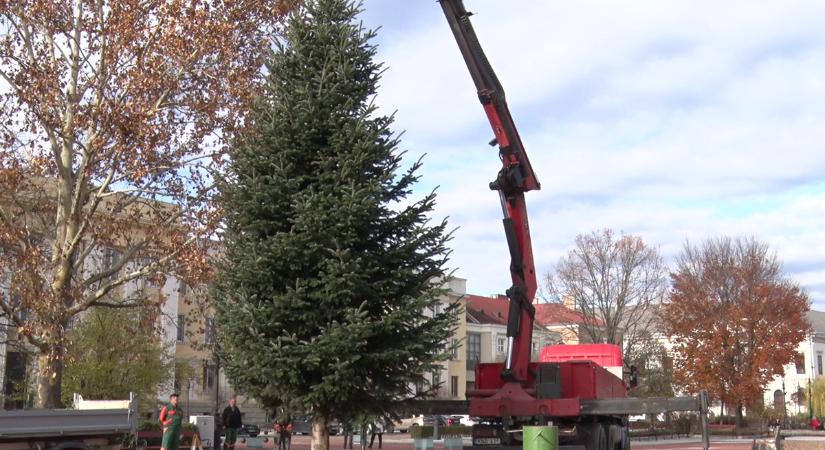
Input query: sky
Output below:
<box><xmin>358</xmin><ymin>0</ymin><xmax>825</xmax><ymax>310</ymax></box>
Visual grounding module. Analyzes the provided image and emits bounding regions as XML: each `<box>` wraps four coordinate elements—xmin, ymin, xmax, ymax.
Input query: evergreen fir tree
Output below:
<box><xmin>213</xmin><ymin>0</ymin><xmax>459</xmax><ymax>446</ymax></box>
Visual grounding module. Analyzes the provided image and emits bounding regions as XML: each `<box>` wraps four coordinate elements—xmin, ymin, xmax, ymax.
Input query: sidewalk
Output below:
<box><xmin>231</xmin><ymin>433</ymin><xmax>756</xmax><ymax>450</ymax></box>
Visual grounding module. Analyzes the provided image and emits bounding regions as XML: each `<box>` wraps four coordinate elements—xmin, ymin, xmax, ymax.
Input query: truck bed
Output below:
<box><xmin>0</xmin><ymin>407</ymin><xmax>134</xmax><ymax>440</ymax></box>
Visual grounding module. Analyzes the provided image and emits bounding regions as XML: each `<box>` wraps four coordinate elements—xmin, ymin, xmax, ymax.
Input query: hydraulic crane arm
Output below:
<box><xmin>439</xmin><ymin>0</ymin><xmax>540</xmax><ymax>382</ymax></box>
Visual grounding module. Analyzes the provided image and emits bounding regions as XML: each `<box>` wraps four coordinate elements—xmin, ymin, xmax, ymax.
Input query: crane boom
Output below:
<box><xmin>439</xmin><ymin>0</ymin><xmax>539</xmax><ymax>382</ymax></box>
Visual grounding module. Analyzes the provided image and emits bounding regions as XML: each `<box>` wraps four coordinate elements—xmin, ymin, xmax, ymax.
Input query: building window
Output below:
<box><xmin>818</xmin><ymin>352</ymin><xmax>823</xmax><ymax>376</ymax></box>
<box><xmin>795</xmin><ymin>353</ymin><xmax>806</xmax><ymax>374</ymax></box>
<box><xmin>432</xmin><ymin>369</ymin><xmax>441</xmax><ymax>393</ymax></box>
<box><xmin>136</xmin><ymin>256</ymin><xmax>160</xmax><ymax>289</ymax></box>
<box><xmin>467</xmin><ymin>333</ymin><xmax>481</xmax><ymax>369</ymax></box>
<box><xmin>773</xmin><ymin>389</ymin><xmax>785</xmax><ymax>412</ymax></box>
<box><xmin>496</xmin><ymin>335</ymin><xmax>506</xmax><ymax>355</ymax></box>
<box><xmin>179</xmin><ymin>281</ymin><xmax>188</xmax><ymax>296</ymax></box>
<box><xmin>203</xmin><ymin>364</ymin><xmax>216</xmax><ymax>391</ymax></box>
<box><xmin>177</xmin><ymin>314</ymin><xmax>186</xmax><ymax>342</ymax></box>
<box><xmin>451</xmin><ymin>338</ymin><xmax>459</xmax><ymax>360</ymax></box>
<box><xmin>103</xmin><ymin>247</ymin><xmax>121</xmax><ymax>281</ymax></box>
<box><xmin>204</xmin><ymin>317</ymin><xmax>215</xmax><ymax>344</ymax></box>
<box><xmin>450</xmin><ymin>376</ymin><xmax>459</xmax><ymax>398</ymax></box>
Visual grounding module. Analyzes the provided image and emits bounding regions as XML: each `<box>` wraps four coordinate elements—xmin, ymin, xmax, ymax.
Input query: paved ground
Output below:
<box><xmin>229</xmin><ymin>433</ymin><xmax>758</xmax><ymax>450</ymax></box>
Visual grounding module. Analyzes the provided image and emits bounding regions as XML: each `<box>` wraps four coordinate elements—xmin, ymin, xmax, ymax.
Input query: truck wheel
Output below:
<box><xmin>581</xmin><ymin>423</ymin><xmax>608</xmax><ymax>450</ymax></box>
<box><xmin>619</xmin><ymin>424</ymin><xmax>629</xmax><ymax>450</ymax></box>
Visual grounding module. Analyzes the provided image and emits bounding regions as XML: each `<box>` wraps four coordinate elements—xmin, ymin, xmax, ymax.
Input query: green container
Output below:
<box><xmin>522</xmin><ymin>426</ymin><xmax>558</xmax><ymax>450</ymax></box>
<box><xmin>443</xmin><ymin>436</ymin><xmax>463</xmax><ymax>449</ymax></box>
<box><xmin>413</xmin><ymin>437</ymin><xmax>434</xmax><ymax>450</ymax></box>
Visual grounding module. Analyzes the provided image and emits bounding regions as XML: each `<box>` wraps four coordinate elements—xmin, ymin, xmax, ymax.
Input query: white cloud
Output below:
<box><xmin>363</xmin><ymin>0</ymin><xmax>825</xmax><ymax>309</ymax></box>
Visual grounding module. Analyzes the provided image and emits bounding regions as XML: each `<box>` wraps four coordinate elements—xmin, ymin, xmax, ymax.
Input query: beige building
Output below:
<box><xmin>422</xmin><ymin>278</ymin><xmax>469</xmax><ymax>400</ymax></box>
<box><xmin>463</xmin><ymin>294</ymin><xmax>561</xmax><ymax>393</ymax></box>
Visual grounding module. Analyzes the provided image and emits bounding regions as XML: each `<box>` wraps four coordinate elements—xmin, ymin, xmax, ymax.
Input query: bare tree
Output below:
<box><xmin>0</xmin><ymin>0</ymin><xmax>296</xmax><ymax>407</ymax></box>
<box><xmin>544</xmin><ymin>229</ymin><xmax>668</xmax><ymax>365</ymax></box>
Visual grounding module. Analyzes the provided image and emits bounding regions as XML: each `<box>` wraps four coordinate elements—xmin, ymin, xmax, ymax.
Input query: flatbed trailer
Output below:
<box><xmin>405</xmin><ymin>391</ymin><xmax>710</xmax><ymax>450</ymax></box>
<box><xmin>0</xmin><ymin>394</ymin><xmax>137</xmax><ymax>450</ymax></box>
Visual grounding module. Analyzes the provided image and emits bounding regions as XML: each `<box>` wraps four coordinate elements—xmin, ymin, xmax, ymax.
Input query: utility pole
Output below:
<box><xmin>214</xmin><ymin>354</ymin><xmax>221</xmax><ymax>414</ymax></box>
<box><xmin>782</xmin><ymin>376</ymin><xmax>788</xmax><ymax>428</ymax></box>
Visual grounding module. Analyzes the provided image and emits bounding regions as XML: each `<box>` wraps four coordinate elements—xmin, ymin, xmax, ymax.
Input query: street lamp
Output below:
<box><xmin>782</xmin><ymin>376</ymin><xmax>788</xmax><ymax>428</ymax></box>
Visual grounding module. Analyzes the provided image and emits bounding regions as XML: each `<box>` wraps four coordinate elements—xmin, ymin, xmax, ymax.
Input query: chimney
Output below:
<box><xmin>562</xmin><ymin>295</ymin><xmax>576</xmax><ymax>310</ymax></box>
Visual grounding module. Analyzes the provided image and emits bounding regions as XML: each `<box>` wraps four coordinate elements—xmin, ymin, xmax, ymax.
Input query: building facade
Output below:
<box><xmin>464</xmin><ymin>294</ymin><xmax>562</xmax><ymax>393</ymax></box>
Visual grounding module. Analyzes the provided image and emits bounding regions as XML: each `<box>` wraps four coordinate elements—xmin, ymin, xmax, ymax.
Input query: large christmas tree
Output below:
<box><xmin>214</xmin><ymin>0</ymin><xmax>459</xmax><ymax>447</ymax></box>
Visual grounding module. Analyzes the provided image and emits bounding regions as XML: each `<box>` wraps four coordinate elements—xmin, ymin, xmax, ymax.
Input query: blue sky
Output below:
<box><xmin>359</xmin><ymin>0</ymin><xmax>825</xmax><ymax>310</ymax></box>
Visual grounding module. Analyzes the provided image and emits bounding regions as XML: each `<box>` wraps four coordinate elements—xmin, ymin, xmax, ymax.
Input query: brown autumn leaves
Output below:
<box><xmin>548</xmin><ymin>231</ymin><xmax>810</xmax><ymax>417</ymax></box>
<box><xmin>663</xmin><ymin>237</ymin><xmax>810</xmax><ymax>418</ymax></box>
<box><xmin>0</xmin><ymin>0</ymin><xmax>297</xmax><ymax>407</ymax></box>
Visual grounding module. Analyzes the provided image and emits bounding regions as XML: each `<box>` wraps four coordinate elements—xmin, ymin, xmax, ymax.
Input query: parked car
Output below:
<box><xmin>448</xmin><ymin>415</ymin><xmax>477</xmax><ymax>426</ymax></box>
<box><xmin>391</xmin><ymin>417</ymin><xmax>417</xmax><ymax>433</ymax></box>
<box><xmin>238</xmin><ymin>423</ymin><xmax>261</xmax><ymax>437</ymax></box>
<box><xmin>292</xmin><ymin>416</ymin><xmax>340</xmax><ymax>435</ymax></box>
<box><xmin>411</xmin><ymin>415</ymin><xmax>448</xmax><ymax>427</ymax></box>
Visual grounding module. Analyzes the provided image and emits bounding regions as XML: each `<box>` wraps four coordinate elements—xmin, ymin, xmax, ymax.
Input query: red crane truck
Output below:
<box><xmin>436</xmin><ymin>2</ymin><xmax>671</xmax><ymax>449</ymax></box>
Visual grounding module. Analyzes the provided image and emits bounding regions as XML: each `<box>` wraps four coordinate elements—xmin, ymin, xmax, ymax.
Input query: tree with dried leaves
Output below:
<box><xmin>0</xmin><ymin>0</ymin><xmax>295</xmax><ymax>408</ymax></box>
<box><xmin>544</xmin><ymin>229</ymin><xmax>668</xmax><ymax>368</ymax></box>
<box><xmin>661</xmin><ymin>237</ymin><xmax>810</xmax><ymax>425</ymax></box>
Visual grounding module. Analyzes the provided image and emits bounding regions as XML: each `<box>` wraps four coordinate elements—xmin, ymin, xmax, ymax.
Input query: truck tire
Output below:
<box><xmin>619</xmin><ymin>423</ymin><xmax>629</xmax><ymax>450</ymax></box>
<box><xmin>580</xmin><ymin>423</ymin><xmax>608</xmax><ymax>450</ymax></box>
<box><xmin>619</xmin><ymin>417</ymin><xmax>630</xmax><ymax>450</ymax></box>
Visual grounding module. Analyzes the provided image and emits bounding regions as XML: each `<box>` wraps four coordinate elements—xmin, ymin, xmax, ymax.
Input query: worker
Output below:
<box><xmin>368</xmin><ymin>418</ymin><xmax>384</xmax><ymax>449</ymax></box>
<box><xmin>341</xmin><ymin>416</ymin><xmax>354</xmax><ymax>449</ymax></box>
<box><xmin>221</xmin><ymin>397</ymin><xmax>243</xmax><ymax>450</ymax></box>
<box><xmin>159</xmin><ymin>393</ymin><xmax>183</xmax><ymax>450</ymax></box>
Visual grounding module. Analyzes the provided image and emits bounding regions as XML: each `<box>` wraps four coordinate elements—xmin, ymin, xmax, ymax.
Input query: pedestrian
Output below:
<box><xmin>341</xmin><ymin>416</ymin><xmax>354</xmax><ymax>449</ymax></box>
<box><xmin>368</xmin><ymin>418</ymin><xmax>384</xmax><ymax>449</ymax></box>
<box><xmin>159</xmin><ymin>393</ymin><xmax>183</xmax><ymax>450</ymax></box>
<box><xmin>221</xmin><ymin>397</ymin><xmax>243</xmax><ymax>450</ymax></box>
<box><xmin>274</xmin><ymin>419</ymin><xmax>283</xmax><ymax>449</ymax></box>
<box><xmin>278</xmin><ymin>416</ymin><xmax>293</xmax><ymax>450</ymax></box>
<box><xmin>812</xmin><ymin>416</ymin><xmax>822</xmax><ymax>430</ymax></box>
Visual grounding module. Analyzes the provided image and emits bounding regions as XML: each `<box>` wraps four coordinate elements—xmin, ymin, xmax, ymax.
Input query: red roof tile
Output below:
<box><xmin>465</xmin><ymin>294</ymin><xmax>584</xmax><ymax>328</ymax></box>
<box><xmin>534</xmin><ymin>303</ymin><xmax>590</xmax><ymax>325</ymax></box>
<box><xmin>465</xmin><ymin>294</ymin><xmax>510</xmax><ymax>325</ymax></box>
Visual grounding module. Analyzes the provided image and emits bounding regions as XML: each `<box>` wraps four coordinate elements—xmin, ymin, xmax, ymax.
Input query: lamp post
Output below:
<box><xmin>782</xmin><ymin>376</ymin><xmax>788</xmax><ymax>428</ymax></box>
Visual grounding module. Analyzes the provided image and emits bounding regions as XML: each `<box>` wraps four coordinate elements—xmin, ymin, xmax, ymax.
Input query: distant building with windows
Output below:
<box><xmin>463</xmin><ymin>294</ymin><xmax>562</xmax><ymax>393</ymax></box>
<box><xmin>763</xmin><ymin>310</ymin><xmax>825</xmax><ymax>417</ymax></box>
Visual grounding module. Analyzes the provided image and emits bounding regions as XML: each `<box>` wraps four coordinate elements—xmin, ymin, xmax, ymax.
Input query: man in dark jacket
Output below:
<box><xmin>221</xmin><ymin>397</ymin><xmax>243</xmax><ymax>450</ymax></box>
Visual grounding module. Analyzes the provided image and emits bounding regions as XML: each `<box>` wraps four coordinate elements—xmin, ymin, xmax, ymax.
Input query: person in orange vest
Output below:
<box><xmin>159</xmin><ymin>393</ymin><xmax>183</xmax><ymax>450</ymax></box>
<box><xmin>282</xmin><ymin>419</ymin><xmax>293</xmax><ymax>450</ymax></box>
<box><xmin>274</xmin><ymin>419</ymin><xmax>284</xmax><ymax>449</ymax></box>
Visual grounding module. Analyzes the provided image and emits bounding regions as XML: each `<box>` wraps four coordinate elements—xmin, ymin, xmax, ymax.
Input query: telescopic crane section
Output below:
<box><xmin>438</xmin><ymin>0</ymin><xmax>540</xmax><ymax>382</ymax></box>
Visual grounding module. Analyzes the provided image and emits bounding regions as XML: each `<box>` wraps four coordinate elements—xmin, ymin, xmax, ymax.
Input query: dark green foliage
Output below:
<box><xmin>214</xmin><ymin>0</ymin><xmax>458</xmax><ymax>424</ymax></box>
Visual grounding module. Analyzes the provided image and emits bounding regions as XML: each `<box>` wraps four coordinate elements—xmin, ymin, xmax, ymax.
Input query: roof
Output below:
<box><xmin>465</xmin><ymin>294</ymin><xmax>580</xmax><ymax>328</ymax></box>
<box><xmin>465</xmin><ymin>294</ymin><xmax>509</xmax><ymax>325</ymax></box>
<box><xmin>534</xmin><ymin>302</ymin><xmax>590</xmax><ymax>326</ymax></box>
<box><xmin>807</xmin><ymin>310</ymin><xmax>825</xmax><ymax>334</ymax></box>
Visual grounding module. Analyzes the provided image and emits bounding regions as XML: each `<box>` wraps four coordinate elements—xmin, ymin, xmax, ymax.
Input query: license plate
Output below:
<box><xmin>473</xmin><ymin>438</ymin><xmax>501</xmax><ymax>445</ymax></box>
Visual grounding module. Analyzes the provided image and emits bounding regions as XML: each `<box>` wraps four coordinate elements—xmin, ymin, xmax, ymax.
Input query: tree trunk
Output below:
<box><xmin>311</xmin><ymin>415</ymin><xmax>330</xmax><ymax>450</ymax></box>
<box><xmin>735</xmin><ymin>404</ymin><xmax>744</xmax><ymax>428</ymax></box>
<box><xmin>36</xmin><ymin>332</ymin><xmax>65</xmax><ymax>408</ymax></box>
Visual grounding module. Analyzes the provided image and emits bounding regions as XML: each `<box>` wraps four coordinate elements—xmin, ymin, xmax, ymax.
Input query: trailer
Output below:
<box><xmin>0</xmin><ymin>393</ymin><xmax>137</xmax><ymax>450</ymax></box>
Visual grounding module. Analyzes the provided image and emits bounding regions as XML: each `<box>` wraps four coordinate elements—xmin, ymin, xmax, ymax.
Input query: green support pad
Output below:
<box><xmin>522</xmin><ymin>426</ymin><xmax>558</xmax><ymax>450</ymax></box>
